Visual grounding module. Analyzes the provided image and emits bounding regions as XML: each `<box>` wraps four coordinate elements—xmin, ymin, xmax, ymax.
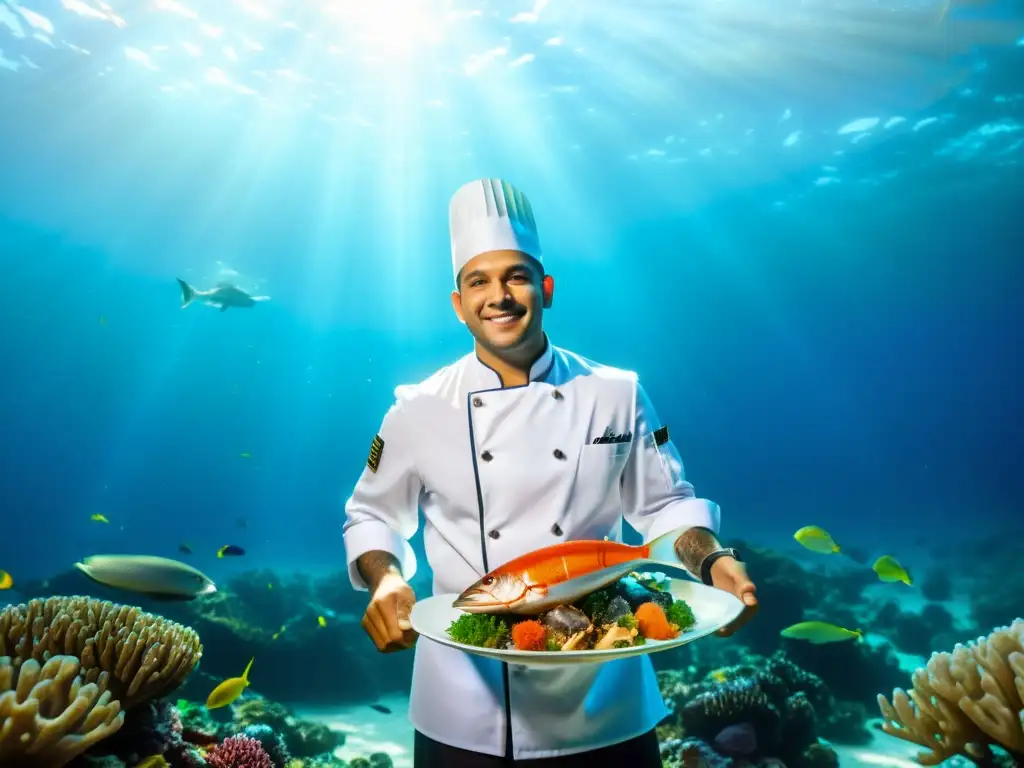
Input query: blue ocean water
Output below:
<box><xmin>1</xmin><ymin>0</ymin><xmax>1023</xmax><ymax>765</ymax></box>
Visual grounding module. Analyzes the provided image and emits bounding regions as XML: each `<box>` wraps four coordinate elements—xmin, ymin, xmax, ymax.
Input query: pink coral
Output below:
<box><xmin>205</xmin><ymin>735</ymin><xmax>274</xmax><ymax>768</ymax></box>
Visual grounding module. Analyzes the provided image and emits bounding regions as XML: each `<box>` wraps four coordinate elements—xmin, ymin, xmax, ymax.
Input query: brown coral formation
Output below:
<box><xmin>0</xmin><ymin>596</ymin><xmax>203</xmax><ymax>709</ymax></box>
<box><xmin>877</xmin><ymin>617</ymin><xmax>1024</xmax><ymax>765</ymax></box>
<box><xmin>0</xmin><ymin>654</ymin><xmax>125</xmax><ymax>767</ymax></box>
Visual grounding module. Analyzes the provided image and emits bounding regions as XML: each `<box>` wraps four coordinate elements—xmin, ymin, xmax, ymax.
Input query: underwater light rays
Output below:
<box><xmin>558</xmin><ymin>0</ymin><xmax>989</xmax><ymax>114</ymax></box>
<box><xmin>298</xmin><ymin>143</ymin><xmax>367</xmax><ymax>330</ymax></box>
<box><xmin>449</xmin><ymin>73</ymin><xmax>625</xmax><ymax>276</ymax></box>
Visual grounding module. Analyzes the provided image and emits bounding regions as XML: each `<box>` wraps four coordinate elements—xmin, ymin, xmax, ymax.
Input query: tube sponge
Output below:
<box><xmin>876</xmin><ymin>617</ymin><xmax>1024</xmax><ymax>765</ymax></box>
<box><xmin>0</xmin><ymin>596</ymin><xmax>202</xmax><ymax>709</ymax></box>
<box><xmin>0</xmin><ymin>654</ymin><xmax>125</xmax><ymax>767</ymax></box>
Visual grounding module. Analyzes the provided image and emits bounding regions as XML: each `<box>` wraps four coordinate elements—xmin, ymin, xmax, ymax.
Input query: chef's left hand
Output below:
<box><xmin>710</xmin><ymin>557</ymin><xmax>758</xmax><ymax>637</ymax></box>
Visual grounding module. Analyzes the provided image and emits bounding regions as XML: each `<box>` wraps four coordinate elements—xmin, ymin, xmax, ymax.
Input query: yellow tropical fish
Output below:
<box><xmin>781</xmin><ymin>621</ymin><xmax>862</xmax><ymax>644</ymax></box>
<box><xmin>239</xmin><ymin>452</ymin><xmax>251</xmax><ymax>458</ymax></box>
<box><xmin>271</xmin><ymin>625</ymin><xmax>286</xmax><ymax>640</ymax></box>
<box><xmin>91</xmin><ymin>513</ymin><xmax>110</xmax><ymax>524</ymax></box>
<box><xmin>317</xmin><ymin>615</ymin><xmax>327</xmax><ymax>628</ymax></box>
<box><xmin>135</xmin><ymin>755</ymin><xmax>169</xmax><ymax>768</ymax></box>
<box><xmin>205</xmin><ymin>658</ymin><xmax>253</xmax><ymax>709</ymax></box>
<box><xmin>0</xmin><ymin>570</ymin><xmax>13</xmax><ymax>590</ymax></box>
<box><xmin>873</xmin><ymin>555</ymin><xmax>912</xmax><ymax>585</ymax></box>
<box><xmin>793</xmin><ymin>525</ymin><xmax>841</xmax><ymax>554</ymax></box>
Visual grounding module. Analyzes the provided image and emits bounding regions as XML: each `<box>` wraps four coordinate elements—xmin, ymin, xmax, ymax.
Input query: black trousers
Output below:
<box><xmin>413</xmin><ymin>729</ymin><xmax>662</xmax><ymax>767</ymax></box>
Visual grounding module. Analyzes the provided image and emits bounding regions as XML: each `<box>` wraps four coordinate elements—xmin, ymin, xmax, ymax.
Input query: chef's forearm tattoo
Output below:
<box><xmin>356</xmin><ymin>550</ymin><xmax>402</xmax><ymax>594</ymax></box>
<box><xmin>674</xmin><ymin>527</ymin><xmax>722</xmax><ymax>577</ymax></box>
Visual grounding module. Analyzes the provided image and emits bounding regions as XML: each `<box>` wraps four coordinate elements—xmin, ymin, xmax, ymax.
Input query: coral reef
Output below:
<box><xmin>346</xmin><ymin>756</ymin><xmax>394</xmax><ymax>768</ymax></box>
<box><xmin>80</xmin><ymin>698</ymin><xmax>183</xmax><ymax>763</ymax></box>
<box><xmin>239</xmin><ymin>724</ymin><xmax>289</xmax><ymax>768</ymax></box>
<box><xmin>206</xmin><ymin>734</ymin><xmax>274</xmax><ymax>768</ymax></box>
<box><xmin>657</xmin><ymin>650</ymin><xmax>856</xmax><ymax>766</ymax></box>
<box><xmin>955</xmin><ymin>534</ymin><xmax>1023</xmax><ymax>632</ymax></box>
<box><xmin>15</xmin><ymin>570</ymin><xmax>411</xmax><ymax>705</ymax></box>
<box><xmin>0</xmin><ymin>655</ymin><xmax>124</xmax><ymax>767</ymax></box>
<box><xmin>877</xmin><ymin>618</ymin><xmax>1024</xmax><ymax>765</ymax></box>
<box><xmin>233</xmin><ymin>698</ymin><xmax>345</xmax><ymax>758</ymax></box>
<box><xmin>781</xmin><ymin>627</ymin><xmax>906</xmax><ymax>708</ymax></box>
<box><xmin>15</xmin><ymin>537</ymin><xmax>1010</xmax><ymax>768</ymax></box>
<box><xmin>0</xmin><ymin>597</ymin><xmax>202</xmax><ymax>767</ymax></box>
<box><xmin>0</xmin><ymin>593</ymin><xmax>378</xmax><ymax>767</ymax></box>
<box><xmin>0</xmin><ymin>596</ymin><xmax>203</xmax><ymax>708</ymax></box>
<box><xmin>868</xmin><ymin>599</ymin><xmax>967</xmax><ymax>658</ymax></box>
<box><xmin>54</xmin><ymin>693</ymin><xmax>392</xmax><ymax>767</ymax></box>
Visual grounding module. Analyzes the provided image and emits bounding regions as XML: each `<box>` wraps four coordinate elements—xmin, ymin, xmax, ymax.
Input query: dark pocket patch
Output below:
<box><xmin>653</xmin><ymin>426</ymin><xmax>669</xmax><ymax>446</ymax></box>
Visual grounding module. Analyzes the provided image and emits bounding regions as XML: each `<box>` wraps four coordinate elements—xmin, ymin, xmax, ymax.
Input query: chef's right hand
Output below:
<box><xmin>363</xmin><ymin>571</ymin><xmax>418</xmax><ymax>653</ymax></box>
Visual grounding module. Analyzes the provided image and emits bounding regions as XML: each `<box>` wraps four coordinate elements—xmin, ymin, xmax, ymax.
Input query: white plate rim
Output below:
<box><xmin>409</xmin><ymin>578</ymin><xmax>744</xmax><ymax>666</ymax></box>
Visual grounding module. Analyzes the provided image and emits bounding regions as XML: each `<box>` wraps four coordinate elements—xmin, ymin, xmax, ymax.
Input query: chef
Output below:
<box><xmin>342</xmin><ymin>177</ymin><xmax>759</xmax><ymax>767</ymax></box>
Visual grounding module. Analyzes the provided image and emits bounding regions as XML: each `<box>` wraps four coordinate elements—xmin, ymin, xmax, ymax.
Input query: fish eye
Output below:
<box><xmin>481</xmin><ymin>576</ymin><xmax>494</xmax><ymax>586</ymax></box>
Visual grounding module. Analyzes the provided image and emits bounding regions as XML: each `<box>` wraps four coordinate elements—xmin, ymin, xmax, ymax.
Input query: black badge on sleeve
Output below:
<box><xmin>367</xmin><ymin>434</ymin><xmax>385</xmax><ymax>472</ymax></box>
<box><xmin>653</xmin><ymin>426</ymin><xmax>669</xmax><ymax>446</ymax></box>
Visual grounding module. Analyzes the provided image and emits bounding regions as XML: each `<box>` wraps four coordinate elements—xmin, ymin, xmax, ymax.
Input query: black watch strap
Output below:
<box><xmin>700</xmin><ymin>548</ymin><xmax>741</xmax><ymax>586</ymax></box>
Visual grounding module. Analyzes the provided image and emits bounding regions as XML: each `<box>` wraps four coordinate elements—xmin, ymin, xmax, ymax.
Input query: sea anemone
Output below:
<box><xmin>511</xmin><ymin>620</ymin><xmax>547</xmax><ymax>651</ymax></box>
<box><xmin>635</xmin><ymin>602</ymin><xmax>678</xmax><ymax>640</ymax></box>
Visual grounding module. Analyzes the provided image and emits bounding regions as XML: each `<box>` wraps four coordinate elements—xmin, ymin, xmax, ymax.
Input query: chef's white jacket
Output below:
<box><xmin>342</xmin><ymin>337</ymin><xmax>721</xmax><ymax>759</ymax></box>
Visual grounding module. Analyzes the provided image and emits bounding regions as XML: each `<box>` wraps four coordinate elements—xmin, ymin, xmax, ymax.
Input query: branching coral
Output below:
<box><xmin>877</xmin><ymin>617</ymin><xmax>1024</xmax><ymax>765</ymax></box>
<box><xmin>0</xmin><ymin>596</ymin><xmax>203</xmax><ymax>709</ymax></box>
<box><xmin>0</xmin><ymin>654</ymin><xmax>124</xmax><ymax>767</ymax></box>
<box><xmin>206</xmin><ymin>734</ymin><xmax>274</xmax><ymax>768</ymax></box>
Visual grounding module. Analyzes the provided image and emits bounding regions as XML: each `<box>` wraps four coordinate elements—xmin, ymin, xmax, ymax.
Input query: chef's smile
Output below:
<box><xmin>485</xmin><ymin>311</ymin><xmax>523</xmax><ymax>327</ymax></box>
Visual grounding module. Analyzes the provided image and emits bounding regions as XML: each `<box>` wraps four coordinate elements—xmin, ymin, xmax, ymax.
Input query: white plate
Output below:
<box><xmin>409</xmin><ymin>578</ymin><xmax>744</xmax><ymax>667</ymax></box>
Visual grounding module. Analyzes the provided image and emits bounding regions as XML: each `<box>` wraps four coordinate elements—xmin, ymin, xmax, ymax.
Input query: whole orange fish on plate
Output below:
<box><xmin>453</xmin><ymin>525</ymin><xmax>689</xmax><ymax>614</ymax></box>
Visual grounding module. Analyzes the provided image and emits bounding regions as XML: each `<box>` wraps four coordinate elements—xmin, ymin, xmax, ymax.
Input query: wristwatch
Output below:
<box><xmin>699</xmin><ymin>548</ymin><xmax>741</xmax><ymax>586</ymax></box>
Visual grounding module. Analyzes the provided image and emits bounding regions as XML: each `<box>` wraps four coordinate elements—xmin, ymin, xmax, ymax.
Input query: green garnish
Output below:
<box><xmin>446</xmin><ymin>613</ymin><xmax>510</xmax><ymax>648</ymax></box>
<box><xmin>667</xmin><ymin>599</ymin><xmax>696</xmax><ymax>632</ymax></box>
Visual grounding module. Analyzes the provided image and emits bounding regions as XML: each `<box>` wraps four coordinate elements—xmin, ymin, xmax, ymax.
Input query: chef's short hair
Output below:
<box><xmin>456</xmin><ymin>253</ymin><xmax>544</xmax><ymax>289</ymax></box>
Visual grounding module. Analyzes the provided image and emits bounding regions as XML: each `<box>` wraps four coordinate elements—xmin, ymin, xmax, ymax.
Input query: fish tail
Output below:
<box><xmin>645</xmin><ymin>525</ymin><xmax>687</xmax><ymax>569</ymax></box>
<box><xmin>176</xmin><ymin>278</ymin><xmax>195</xmax><ymax>308</ymax></box>
<box><xmin>241</xmin><ymin>657</ymin><xmax>254</xmax><ymax>683</ymax></box>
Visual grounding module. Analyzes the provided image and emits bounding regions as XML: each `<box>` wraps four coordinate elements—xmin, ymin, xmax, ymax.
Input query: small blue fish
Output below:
<box><xmin>217</xmin><ymin>545</ymin><xmax>245</xmax><ymax>558</ymax></box>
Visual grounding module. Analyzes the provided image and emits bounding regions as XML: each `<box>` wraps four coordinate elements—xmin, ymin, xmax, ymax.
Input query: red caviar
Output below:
<box><xmin>635</xmin><ymin>602</ymin><xmax>679</xmax><ymax>640</ymax></box>
<box><xmin>511</xmin><ymin>620</ymin><xmax>548</xmax><ymax>651</ymax></box>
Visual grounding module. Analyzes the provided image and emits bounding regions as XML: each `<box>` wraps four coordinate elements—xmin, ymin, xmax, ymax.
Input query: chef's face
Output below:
<box><xmin>451</xmin><ymin>250</ymin><xmax>553</xmax><ymax>357</ymax></box>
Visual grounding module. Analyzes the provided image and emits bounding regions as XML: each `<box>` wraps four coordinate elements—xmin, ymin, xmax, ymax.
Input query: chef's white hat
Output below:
<box><xmin>448</xmin><ymin>178</ymin><xmax>543</xmax><ymax>284</ymax></box>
